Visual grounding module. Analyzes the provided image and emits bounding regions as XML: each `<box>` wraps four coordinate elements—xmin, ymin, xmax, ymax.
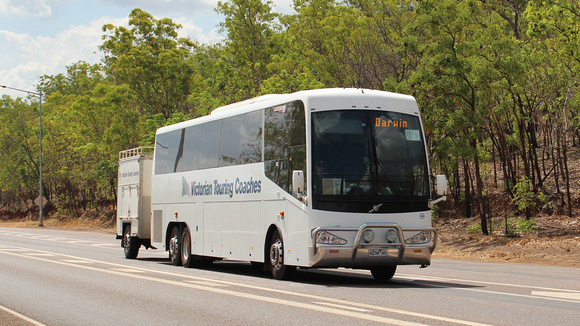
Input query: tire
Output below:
<box><xmin>370</xmin><ymin>265</ymin><xmax>397</xmax><ymax>282</ymax></box>
<box><xmin>122</xmin><ymin>225</ymin><xmax>139</xmax><ymax>259</ymax></box>
<box><xmin>268</xmin><ymin>230</ymin><xmax>295</xmax><ymax>280</ymax></box>
<box><xmin>169</xmin><ymin>226</ymin><xmax>182</xmax><ymax>266</ymax></box>
<box><xmin>181</xmin><ymin>227</ymin><xmax>194</xmax><ymax>268</ymax></box>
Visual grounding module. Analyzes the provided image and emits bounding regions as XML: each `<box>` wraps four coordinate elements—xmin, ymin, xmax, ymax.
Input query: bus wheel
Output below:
<box><xmin>181</xmin><ymin>227</ymin><xmax>194</xmax><ymax>268</ymax></box>
<box><xmin>122</xmin><ymin>225</ymin><xmax>139</xmax><ymax>259</ymax></box>
<box><xmin>169</xmin><ymin>226</ymin><xmax>182</xmax><ymax>266</ymax></box>
<box><xmin>370</xmin><ymin>265</ymin><xmax>397</xmax><ymax>282</ymax></box>
<box><xmin>269</xmin><ymin>230</ymin><xmax>295</xmax><ymax>280</ymax></box>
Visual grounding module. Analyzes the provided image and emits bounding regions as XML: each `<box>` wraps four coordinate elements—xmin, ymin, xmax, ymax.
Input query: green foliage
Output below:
<box><xmin>516</xmin><ymin>217</ymin><xmax>537</xmax><ymax>233</ymax></box>
<box><xmin>501</xmin><ymin>217</ymin><xmax>518</xmax><ymax>237</ymax></box>
<box><xmin>501</xmin><ymin>217</ymin><xmax>537</xmax><ymax>237</ymax></box>
<box><xmin>467</xmin><ymin>222</ymin><xmax>482</xmax><ymax>234</ymax></box>
<box><xmin>512</xmin><ymin>176</ymin><xmax>535</xmax><ymax>211</ymax></box>
<box><xmin>101</xmin><ymin>8</ymin><xmax>198</xmax><ymax>119</ymax></box>
<box><xmin>1</xmin><ymin>2</ymin><xmax>579</xmax><ymax>222</ymax></box>
<box><xmin>512</xmin><ymin>176</ymin><xmax>547</xmax><ymax>215</ymax></box>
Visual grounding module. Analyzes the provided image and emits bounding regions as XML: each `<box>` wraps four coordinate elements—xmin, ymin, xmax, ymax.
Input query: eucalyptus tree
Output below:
<box><xmin>101</xmin><ymin>8</ymin><xmax>198</xmax><ymax>119</ymax></box>
<box><xmin>407</xmin><ymin>0</ymin><xmax>506</xmax><ymax>233</ymax></box>
<box><xmin>0</xmin><ymin>96</ymin><xmax>40</xmax><ymax>206</ymax></box>
<box><xmin>526</xmin><ymin>0</ymin><xmax>580</xmax><ymax>217</ymax></box>
<box><xmin>216</xmin><ymin>0</ymin><xmax>280</xmax><ymax>99</ymax></box>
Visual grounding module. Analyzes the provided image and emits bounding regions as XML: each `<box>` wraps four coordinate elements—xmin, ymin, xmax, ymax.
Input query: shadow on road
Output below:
<box><xmin>141</xmin><ymin>256</ymin><xmax>481</xmax><ymax>289</ymax></box>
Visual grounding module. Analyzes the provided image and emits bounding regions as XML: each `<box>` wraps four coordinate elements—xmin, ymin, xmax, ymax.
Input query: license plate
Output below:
<box><xmin>369</xmin><ymin>249</ymin><xmax>388</xmax><ymax>257</ymax></box>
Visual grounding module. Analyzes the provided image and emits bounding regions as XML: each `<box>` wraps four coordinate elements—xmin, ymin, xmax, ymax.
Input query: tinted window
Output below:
<box><xmin>219</xmin><ymin>115</ymin><xmax>245</xmax><ymax>167</ymax></box>
<box><xmin>264</xmin><ymin>101</ymin><xmax>306</xmax><ymax>193</ymax></box>
<box><xmin>198</xmin><ymin>120</ymin><xmax>222</xmax><ymax>169</ymax></box>
<box><xmin>176</xmin><ymin>126</ymin><xmax>201</xmax><ymax>172</ymax></box>
<box><xmin>155</xmin><ymin>129</ymin><xmax>183</xmax><ymax>174</ymax></box>
<box><xmin>240</xmin><ymin>110</ymin><xmax>263</xmax><ymax>164</ymax></box>
<box><xmin>311</xmin><ymin>110</ymin><xmax>429</xmax><ymax>213</ymax></box>
<box><xmin>155</xmin><ymin>109</ymin><xmax>266</xmax><ymax>174</ymax></box>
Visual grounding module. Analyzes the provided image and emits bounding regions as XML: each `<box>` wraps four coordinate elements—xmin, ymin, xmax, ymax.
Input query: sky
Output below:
<box><xmin>0</xmin><ymin>0</ymin><xmax>294</xmax><ymax>98</ymax></box>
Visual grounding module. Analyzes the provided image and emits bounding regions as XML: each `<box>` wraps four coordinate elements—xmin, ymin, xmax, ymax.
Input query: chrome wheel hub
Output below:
<box><xmin>269</xmin><ymin>239</ymin><xmax>283</xmax><ymax>270</ymax></box>
<box><xmin>169</xmin><ymin>236</ymin><xmax>179</xmax><ymax>256</ymax></box>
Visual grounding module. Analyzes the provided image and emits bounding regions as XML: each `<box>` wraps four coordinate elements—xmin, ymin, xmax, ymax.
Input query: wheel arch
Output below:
<box><xmin>165</xmin><ymin>221</ymin><xmax>187</xmax><ymax>251</ymax></box>
<box><xmin>264</xmin><ymin>224</ymin><xmax>280</xmax><ymax>264</ymax></box>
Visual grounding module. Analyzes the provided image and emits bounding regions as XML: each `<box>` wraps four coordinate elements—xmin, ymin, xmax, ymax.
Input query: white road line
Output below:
<box><xmin>0</xmin><ymin>304</ymin><xmax>46</xmax><ymax>326</ymax></box>
<box><xmin>0</xmin><ymin>247</ymin><xmax>477</xmax><ymax>326</ymax></box>
<box><xmin>532</xmin><ymin>291</ymin><xmax>580</xmax><ymax>301</ymax></box>
<box><xmin>90</xmin><ymin>243</ymin><xmax>119</xmax><ymax>248</ymax></box>
<box><xmin>4</xmin><ymin>251</ymin><xmax>426</xmax><ymax>326</ymax></box>
<box><xmin>0</xmin><ymin>231</ymin><xmax>117</xmax><ymax>249</ymax></box>
<box><xmin>397</xmin><ymin>274</ymin><xmax>580</xmax><ymax>293</ymax></box>
<box><xmin>313</xmin><ymin>301</ymin><xmax>372</xmax><ymax>312</ymax></box>
<box><xmin>23</xmin><ymin>253</ymin><xmax>55</xmax><ymax>257</ymax></box>
<box><xmin>109</xmin><ymin>268</ymin><xmax>146</xmax><ymax>273</ymax></box>
<box><xmin>60</xmin><ymin>259</ymin><xmax>94</xmax><ymax>264</ymax></box>
<box><xmin>398</xmin><ymin>278</ymin><xmax>580</xmax><ymax>305</ymax></box>
<box><xmin>186</xmin><ymin>280</ymin><xmax>229</xmax><ymax>287</ymax></box>
<box><xmin>0</xmin><ymin>248</ymin><xmax>28</xmax><ymax>252</ymax></box>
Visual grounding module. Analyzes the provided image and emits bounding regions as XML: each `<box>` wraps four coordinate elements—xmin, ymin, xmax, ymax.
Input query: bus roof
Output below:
<box><xmin>156</xmin><ymin>88</ymin><xmax>418</xmax><ymax>135</ymax></box>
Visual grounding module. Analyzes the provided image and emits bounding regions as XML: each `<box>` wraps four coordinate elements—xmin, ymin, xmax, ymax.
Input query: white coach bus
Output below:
<box><xmin>116</xmin><ymin>88</ymin><xmax>447</xmax><ymax>281</ymax></box>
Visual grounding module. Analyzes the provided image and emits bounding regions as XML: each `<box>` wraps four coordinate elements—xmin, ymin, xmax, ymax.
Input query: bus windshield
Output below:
<box><xmin>311</xmin><ymin>110</ymin><xmax>429</xmax><ymax>213</ymax></box>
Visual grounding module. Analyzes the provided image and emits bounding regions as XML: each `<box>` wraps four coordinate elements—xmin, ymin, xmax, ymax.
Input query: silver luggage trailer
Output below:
<box><xmin>116</xmin><ymin>147</ymin><xmax>154</xmax><ymax>258</ymax></box>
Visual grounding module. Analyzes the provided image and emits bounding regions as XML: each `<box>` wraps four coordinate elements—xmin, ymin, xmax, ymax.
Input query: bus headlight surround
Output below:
<box><xmin>362</xmin><ymin>229</ymin><xmax>375</xmax><ymax>243</ymax></box>
<box><xmin>385</xmin><ymin>229</ymin><xmax>398</xmax><ymax>243</ymax></box>
<box><xmin>405</xmin><ymin>231</ymin><xmax>431</xmax><ymax>244</ymax></box>
<box><xmin>316</xmin><ymin>231</ymin><xmax>347</xmax><ymax>245</ymax></box>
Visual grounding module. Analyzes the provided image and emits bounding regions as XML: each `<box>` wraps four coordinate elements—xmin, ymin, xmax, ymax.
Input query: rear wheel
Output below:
<box><xmin>370</xmin><ymin>265</ymin><xmax>397</xmax><ymax>282</ymax></box>
<box><xmin>268</xmin><ymin>230</ymin><xmax>295</xmax><ymax>280</ymax></box>
<box><xmin>181</xmin><ymin>227</ymin><xmax>194</xmax><ymax>268</ymax></box>
<box><xmin>169</xmin><ymin>226</ymin><xmax>182</xmax><ymax>266</ymax></box>
<box><xmin>122</xmin><ymin>225</ymin><xmax>139</xmax><ymax>259</ymax></box>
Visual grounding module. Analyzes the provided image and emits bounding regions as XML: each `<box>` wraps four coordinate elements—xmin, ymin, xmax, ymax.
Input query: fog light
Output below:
<box><xmin>386</xmin><ymin>229</ymin><xmax>398</xmax><ymax>243</ymax></box>
<box><xmin>362</xmin><ymin>229</ymin><xmax>375</xmax><ymax>243</ymax></box>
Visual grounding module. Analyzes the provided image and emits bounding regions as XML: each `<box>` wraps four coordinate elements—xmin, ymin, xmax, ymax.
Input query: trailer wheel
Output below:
<box><xmin>122</xmin><ymin>225</ymin><xmax>139</xmax><ymax>259</ymax></box>
<box><xmin>268</xmin><ymin>230</ymin><xmax>295</xmax><ymax>280</ymax></box>
<box><xmin>169</xmin><ymin>226</ymin><xmax>182</xmax><ymax>266</ymax></box>
<box><xmin>370</xmin><ymin>265</ymin><xmax>397</xmax><ymax>282</ymax></box>
<box><xmin>181</xmin><ymin>227</ymin><xmax>194</xmax><ymax>268</ymax></box>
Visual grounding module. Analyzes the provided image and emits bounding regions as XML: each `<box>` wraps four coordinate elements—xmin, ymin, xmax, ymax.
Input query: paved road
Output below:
<box><xmin>1</xmin><ymin>227</ymin><xmax>579</xmax><ymax>325</ymax></box>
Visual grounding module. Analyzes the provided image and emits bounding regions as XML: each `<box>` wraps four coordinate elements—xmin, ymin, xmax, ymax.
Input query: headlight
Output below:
<box><xmin>405</xmin><ymin>231</ymin><xmax>431</xmax><ymax>244</ymax></box>
<box><xmin>362</xmin><ymin>229</ymin><xmax>375</xmax><ymax>243</ymax></box>
<box><xmin>316</xmin><ymin>231</ymin><xmax>347</xmax><ymax>245</ymax></box>
<box><xmin>385</xmin><ymin>229</ymin><xmax>398</xmax><ymax>243</ymax></box>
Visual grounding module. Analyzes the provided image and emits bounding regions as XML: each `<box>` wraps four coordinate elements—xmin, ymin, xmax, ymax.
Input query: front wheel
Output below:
<box><xmin>370</xmin><ymin>265</ymin><xmax>397</xmax><ymax>282</ymax></box>
<box><xmin>169</xmin><ymin>226</ymin><xmax>182</xmax><ymax>266</ymax></box>
<box><xmin>122</xmin><ymin>225</ymin><xmax>139</xmax><ymax>259</ymax></box>
<box><xmin>268</xmin><ymin>230</ymin><xmax>295</xmax><ymax>280</ymax></box>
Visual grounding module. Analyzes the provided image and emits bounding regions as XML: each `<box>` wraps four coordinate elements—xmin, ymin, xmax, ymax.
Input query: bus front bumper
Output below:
<box><xmin>310</xmin><ymin>223</ymin><xmax>437</xmax><ymax>268</ymax></box>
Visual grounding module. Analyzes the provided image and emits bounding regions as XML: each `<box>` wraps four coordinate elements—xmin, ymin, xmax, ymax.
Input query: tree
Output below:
<box><xmin>216</xmin><ymin>0</ymin><xmax>279</xmax><ymax>98</ymax></box>
<box><xmin>101</xmin><ymin>8</ymin><xmax>198</xmax><ymax>119</ymax></box>
<box><xmin>0</xmin><ymin>96</ymin><xmax>40</xmax><ymax>203</ymax></box>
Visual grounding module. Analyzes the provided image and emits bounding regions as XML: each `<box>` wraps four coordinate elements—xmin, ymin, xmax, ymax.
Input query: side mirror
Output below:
<box><xmin>436</xmin><ymin>175</ymin><xmax>448</xmax><ymax>196</ymax></box>
<box><xmin>292</xmin><ymin>170</ymin><xmax>305</xmax><ymax>193</ymax></box>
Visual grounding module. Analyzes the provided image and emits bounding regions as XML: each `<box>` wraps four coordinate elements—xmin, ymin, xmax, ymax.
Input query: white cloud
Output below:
<box><xmin>0</xmin><ymin>0</ymin><xmax>297</xmax><ymax>97</ymax></box>
<box><xmin>99</xmin><ymin>0</ymin><xmax>218</xmax><ymax>17</ymax></box>
<box><xmin>0</xmin><ymin>16</ymin><xmax>126</xmax><ymax>96</ymax></box>
<box><xmin>173</xmin><ymin>16</ymin><xmax>223</xmax><ymax>44</ymax></box>
<box><xmin>0</xmin><ymin>0</ymin><xmax>52</xmax><ymax>18</ymax></box>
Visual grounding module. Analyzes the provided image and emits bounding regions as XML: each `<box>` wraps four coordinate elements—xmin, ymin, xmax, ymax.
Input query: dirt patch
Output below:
<box><xmin>433</xmin><ymin>215</ymin><xmax>580</xmax><ymax>268</ymax></box>
<box><xmin>0</xmin><ymin>212</ymin><xmax>116</xmax><ymax>234</ymax></box>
